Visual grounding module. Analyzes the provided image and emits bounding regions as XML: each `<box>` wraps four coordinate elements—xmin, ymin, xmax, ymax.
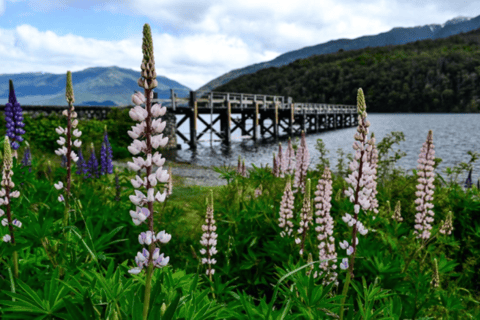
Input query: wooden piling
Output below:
<box><xmin>189</xmin><ymin>91</ymin><xmax>197</xmax><ymax>149</ymax></box>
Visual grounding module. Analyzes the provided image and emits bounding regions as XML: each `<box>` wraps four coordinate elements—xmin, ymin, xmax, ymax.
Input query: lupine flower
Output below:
<box><xmin>236</xmin><ymin>155</ymin><xmax>242</xmax><ymax>174</ymax></box>
<box><xmin>340</xmin><ymin>258</ymin><xmax>349</xmax><ymax>270</ymax></box>
<box><xmin>0</xmin><ymin>136</ymin><xmax>21</xmax><ymax>245</ymax></box>
<box><xmin>279</xmin><ymin>177</ymin><xmax>295</xmax><ymax>238</ymax></box>
<box><xmin>342</xmin><ymin>88</ymin><xmax>374</xmax><ymax>278</ymax></box>
<box><xmin>464</xmin><ymin>168</ymin><xmax>472</xmax><ymax>189</ymax></box>
<box><xmin>55</xmin><ymin>72</ymin><xmax>81</xmax><ymax>206</ymax></box>
<box><xmin>273</xmin><ymin>152</ymin><xmax>278</xmax><ymax>177</ymax></box>
<box><xmin>430</xmin><ymin>258</ymin><xmax>440</xmax><ymax>289</ymax></box>
<box><xmin>241</xmin><ymin>160</ymin><xmax>247</xmax><ymax>178</ymax></box>
<box><xmin>293</xmin><ymin>131</ymin><xmax>309</xmax><ymax>194</ymax></box>
<box><xmin>439</xmin><ymin>211</ymin><xmax>453</xmax><ymax>235</ymax></box>
<box><xmin>200</xmin><ymin>190</ymin><xmax>217</xmax><ymax>277</ymax></box>
<box><xmin>254</xmin><ymin>184</ymin><xmax>262</xmax><ymax>198</ymax></box>
<box><xmin>296</xmin><ymin>178</ymin><xmax>313</xmax><ymax>256</ymax></box>
<box><xmin>86</xmin><ymin>143</ymin><xmax>99</xmax><ymax>179</ymax></box>
<box><xmin>5</xmin><ymin>80</ymin><xmax>26</xmax><ymax>153</ymax></box>
<box><xmin>100</xmin><ymin>126</ymin><xmax>114</xmax><ymax>175</ymax></box>
<box><xmin>21</xmin><ymin>142</ymin><xmax>32</xmax><ymax>173</ymax></box>
<box><xmin>285</xmin><ymin>137</ymin><xmax>296</xmax><ymax>175</ymax></box>
<box><xmin>314</xmin><ymin>167</ymin><xmax>338</xmax><ymax>286</ymax></box>
<box><xmin>75</xmin><ymin>148</ymin><xmax>88</xmax><ymax>176</ymax></box>
<box><xmin>277</xmin><ymin>143</ymin><xmax>285</xmax><ymax>178</ymax></box>
<box><xmin>166</xmin><ymin>167</ymin><xmax>172</xmax><ymax>196</ymax></box>
<box><xmin>413</xmin><ymin>130</ymin><xmax>436</xmax><ymax>240</ymax></box>
<box><xmin>392</xmin><ymin>200</ymin><xmax>403</xmax><ymax>222</ymax></box>
<box><xmin>127</xmin><ymin>24</ymin><xmax>171</xmax><ymax>285</ymax></box>
<box><xmin>306</xmin><ymin>252</ymin><xmax>315</xmax><ymax>277</ymax></box>
<box><xmin>364</xmin><ymin>132</ymin><xmax>379</xmax><ymax>217</ymax></box>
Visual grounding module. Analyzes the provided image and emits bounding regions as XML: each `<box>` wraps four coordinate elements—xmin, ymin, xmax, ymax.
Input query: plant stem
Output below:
<box><xmin>12</xmin><ymin>250</ymin><xmax>18</xmax><ymax>278</ymax></box>
<box><xmin>339</xmin><ymin>269</ymin><xmax>351</xmax><ymax>320</ymax></box>
<box><xmin>143</xmin><ymin>262</ymin><xmax>154</xmax><ymax>320</ymax></box>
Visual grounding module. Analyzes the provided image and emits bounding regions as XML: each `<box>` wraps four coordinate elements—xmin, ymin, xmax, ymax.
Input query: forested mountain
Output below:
<box><xmin>215</xmin><ymin>28</ymin><xmax>480</xmax><ymax>113</ymax></box>
<box><xmin>198</xmin><ymin>15</ymin><xmax>480</xmax><ymax>92</ymax></box>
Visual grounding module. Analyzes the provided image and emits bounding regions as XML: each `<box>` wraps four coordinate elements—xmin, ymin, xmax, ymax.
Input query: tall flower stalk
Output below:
<box><xmin>278</xmin><ymin>177</ymin><xmax>294</xmax><ymax>238</ymax></box>
<box><xmin>100</xmin><ymin>125</ymin><xmax>114</xmax><ymax>175</ymax></box>
<box><xmin>285</xmin><ymin>137</ymin><xmax>296</xmax><ymax>175</ymax></box>
<box><xmin>126</xmin><ymin>23</ymin><xmax>171</xmax><ymax>320</ymax></box>
<box><xmin>200</xmin><ymin>190</ymin><xmax>217</xmax><ymax>279</ymax></box>
<box><xmin>5</xmin><ymin>80</ymin><xmax>26</xmax><ymax>156</ymax></box>
<box><xmin>0</xmin><ymin>137</ymin><xmax>21</xmax><ymax>277</ymax></box>
<box><xmin>339</xmin><ymin>88</ymin><xmax>374</xmax><ymax>320</ymax></box>
<box><xmin>295</xmin><ymin>178</ymin><xmax>312</xmax><ymax>256</ymax></box>
<box><xmin>314</xmin><ymin>167</ymin><xmax>338</xmax><ymax>286</ymax></box>
<box><xmin>54</xmin><ymin>71</ymin><xmax>81</xmax><ymax>276</ymax></box>
<box><xmin>293</xmin><ymin>131</ymin><xmax>309</xmax><ymax>193</ymax></box>
<box><xmin>413</xmin><ymin>130</ymin><xmax>436</xmax><ymax>241</ymax></box>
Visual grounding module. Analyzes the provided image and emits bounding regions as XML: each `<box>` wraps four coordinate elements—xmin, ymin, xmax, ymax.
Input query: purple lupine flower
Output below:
<box><xmin>295</xmin><ymin>178</ymin><xmax>313</xmax><ymax>256</ymax></box>
<box><xmin>364</xmin><ymin>132</ymin><xmax>379</xmax><ymax>217</ymax></box>
<box><xmin>464</xmin><ymin>168</ymin><xmax>472</xmax><ymax>189</ymax></box>
<box><xmin>21</xmin><ymin>142</ymin><xmax>32</xmax><ymax>173</ymax></box>
<box><xmin>279</xmin><ymin>177</ymin><xmax>294</xmax><ymax>238</ymax></box>
<box><xmin>314</xmin><ymin>167</ymin><xmax>338</xmax><ymax>286</ymax></box>
<box><xmin>86</xmin><ymin>143</ymin><xmax>99</xmax><ymax>179</ymax></box>
<box><xmin>100</xmin><ymin>126</ymin><xmax>114</xmax><ymax>175</ymax></box>
<box><xmin>200</xmin><ymin>190</ymin><xmax>217</xmax><ymax>277</ymax></box>
<box><xmin>413</xmin><ymin>130</ymin><xmax>436</xmax><ymax>240</ymax></box>
<box><xmin>342</xmin><ymin>88</ymin><xmax>373</xmax><ymax>278</ymax></box>
<box><xmin>5</xmin><ymin>80</ymin><xmax>26</xmax><ymax>151</ymax></box>
<box><xmin>75</xmin><ymin>148</ymin><xmax>88</xmax><ymax>176</ymax></box>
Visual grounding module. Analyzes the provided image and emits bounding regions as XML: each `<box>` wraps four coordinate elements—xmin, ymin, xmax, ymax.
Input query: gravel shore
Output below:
<box><xmin>113</xmin><ymin>160</ymin><xmax>228</xmax><ymax>187</ymax></box>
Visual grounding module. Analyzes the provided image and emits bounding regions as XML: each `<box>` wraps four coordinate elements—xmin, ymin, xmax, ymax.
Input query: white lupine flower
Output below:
<box><xmin>58</xmin><ymin>195</ymin><xmax>64</xmax><ymax>202</ymax></box>
<box><xmin>57</xmin><ymin>137</ymin><xmax>66</xmax><ymax>145</ymax></box>
<box><xmin>1</xmin><ymin>218</ymin><xmax>7</xmax><ymax>226</ymax></box>
<box><xmin>128</xmin><ymin>161</ymin><xmax>142</xmax><ymax>171</ymax></box>
<box><xmin>73</xmin><ymin>129</ymin><xmax>82</xmax><ymax>137</ymax></box>
<box><xmin>12</xmin><ymin>219</ymin><xmax>21</xmax><ymax>228</ymax></box>
<box><xmin>339</xmin><ymin>240</ymin><xmax>349</xmax><ymax>250</ymax></box>
<box><xmin>156</xmin><ymin>230</ymin><xmax>172</xmax><ymax>243</ymax></box>
<box><xmin>3</xmin><ymin>234</ymin><xmax>11</xmax><ymax>243</ymax></box>
<box><xmin>147</xmin><ymin>188</ymin><xmax>155</xmax><ymax>202</ymax></box>
<box><xmin>10</xmin><ymin>191</ymin><xmax>20</xmax><ymax>198</ymax></box>
<box><xmin>56</xmin><ymin>127</ymin><xmax>65</xmax><ymax>135</ymax></box>
<box><xmin>128</xmin><ymin>267</ymin><xmax>142</xmax><ymax>275</ymax></box>
<box><xmin>54</xmin><ymin>181</ymin><xmax>64</xmax><ymax>190</ymax></box>
<box><xmin>340</xmin><ymin>258</ymin><xmax>349</xmax><ymax>270</ymax></box>
<box><xmin>70</xmin><ymin>151</ymin><xmax>78</xmax><ymax>163</ymax></box>
<box><xmin>72</xmin><ymin>119</ymin><xmax>78</xmax><ymax>127</ymax></box>
<box><xmin>155</xmin><ymin>191</ymin><xmax>166</xmax><ymax>203</ymax></box>
<box><xmin>0</xmin><ymin>209</ymin><xmax>4</xmax><ymax>217</ymax></box>
<box><xmin>74</xmin><ymin>140</ymin><xmax>82</xmax><ymax>148</ymax></box>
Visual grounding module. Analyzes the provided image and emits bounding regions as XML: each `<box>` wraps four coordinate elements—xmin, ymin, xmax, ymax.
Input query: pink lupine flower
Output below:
<box><xmin>296</xmin><ymin>178</ymin><xmax>313</xmax><ymax>256</ymax></box>
<box><xmin>392</xmin><ymin>200</ymin><xmax>403</xmax><ymax>222</ymax></box>
<box><xmin>278</xmin><ymin>177</ymin><xmax>295</xmax><ymax>238</ymax></box>
<box><xmin>413</xmin><ymin>130</ymin><xmax>436</xmax><ymax>240</ymax></box>
<box><xmin>273</xmin><ymin>153</ymin><xmax>278</xmax><ymax>177</ymax></box>
<box><xmin>314</xmin><ymin>167</ymin><xmax>338</xmax><ymax>286</ymax></box>
<box><xmin>284</xmin><ymin>137</ymin><xmax>296</xmax><ymax>175</ymax></box>
<box><xmin>0</xmin><ymin>137</ymin><xmax>21</xmax><ymax>277</ymax></box>
<box><xmin>294</xmin><ymin>131</ymin><xmax>310</xmax><ymax>194</ymax></box>
<box><xmin>200</xmin><ymin>190</ymin><xmax>217</xmax><ymax>277</ymax></box>
<box><xmin>126</xmin><ymin>26</ymin><xmax>171</xmax><ymax>320</ymax></box>
<box><xmin>364</xmin><ymin>132</ymin><xmax>379</xmax><ymax>217</ymax></box>
<box><xmin>165</xmin><ymin>167</ymin><xmax>173</xmax><ymax>197</ymax></box>
<box><xmin>277</xmin><ymin>143</ymin><xmax>285</xmax><ymax>178</ymax></box>
<box><xmin>439</xmin><ymin>211</ymin><xmax>453</xmax><ymax>235</ymax></box>
<box><xmin>342</xmin><ymin>88</ymin><xmax>374</xmax><ymax>278</ymax></box>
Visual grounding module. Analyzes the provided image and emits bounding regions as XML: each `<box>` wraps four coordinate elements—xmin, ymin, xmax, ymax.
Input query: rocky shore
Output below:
<box><xmin>113</xmin><ymin>160</ymin><xmax>228</xmax><ymax>187</ymax></box>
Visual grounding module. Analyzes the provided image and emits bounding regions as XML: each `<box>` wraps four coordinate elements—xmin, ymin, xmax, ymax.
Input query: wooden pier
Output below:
<box><xmin>155</xmin><ymin>89</ymin><xmax>359</xmax><ymax>149</ymax></box>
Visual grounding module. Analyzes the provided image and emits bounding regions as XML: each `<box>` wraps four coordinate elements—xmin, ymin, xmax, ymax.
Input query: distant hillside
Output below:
<box><xmin>0</xmin><ymin>66</ymin><xmax>192</xmax><ymax>106</ymax></box>
<box><xmin>198</xmin><ymin>15</ymin><xmax>480</xmax><ymax>92</ymax></box>
<box><xmin>215</xmin><ymin>28</ymin><xmax>480</xmax><ymax>113</ymax></box>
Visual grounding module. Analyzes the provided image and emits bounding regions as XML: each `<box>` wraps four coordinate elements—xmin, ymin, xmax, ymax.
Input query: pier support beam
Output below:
<box><xmin>189</xmin><ymin>91</ymin><xmax>197</xmax><ymax>149</ymax></box>
<box><xmin>274</xmin><ymin>102</ymin><xmax>279</xmax><ymax>140</ymax></box>
<box><xmin>253</xmin><ymin>102</ymin><xmax>259</xmax><ymax>142</ymax></box>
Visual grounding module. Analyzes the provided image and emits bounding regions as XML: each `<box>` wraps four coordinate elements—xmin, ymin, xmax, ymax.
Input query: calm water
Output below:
<box><xmin>168</xmin><ymin>113</ymin><xmax>480</xmax><ymax>186</ymax></box>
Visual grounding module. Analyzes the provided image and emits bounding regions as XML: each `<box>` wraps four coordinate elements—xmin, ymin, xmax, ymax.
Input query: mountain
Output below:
<box><xmin>0</xmin><ymin>66</ymin><xmax>192</xmax><ymax>107</ymax></box>
<box><xmin>197</xmin><ymin>15</ymin><xmax>480</xmax><ymax>92</ymax></box>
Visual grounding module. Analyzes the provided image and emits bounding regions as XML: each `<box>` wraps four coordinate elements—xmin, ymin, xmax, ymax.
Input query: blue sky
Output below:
<box><xmin>1</xmin><ymin>0</ymin><xmax>479</xmax><ymax>90</ymax></box>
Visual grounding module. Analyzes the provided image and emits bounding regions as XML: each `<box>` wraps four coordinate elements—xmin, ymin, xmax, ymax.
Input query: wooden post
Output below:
<box><xmin>253</xmin><ymin>101</ymin><xmax>259</xmax><ymax>142</ymax></box>
<box><xmin>274</xmin><ymin>101</ymin><xmax>279</xmax><ymax>140</ymax></box>
<box><xmin>301</xmin><ymin>106</ymin><xmax>306</xmax><ymax>134</ymax></box>
<box><xmin>170</xmin><ymin>88</ymin><xmax>176</xmax><ymax>111</ymax></box>
<box><xmin>189</xmin><ymin>91</ymin><xmax>197</xmax><ymax>149</ymax></box>
<box><xmin>315</xmin><ymin>108</ymin><xmax>319</xmax><ymax>132</ymax></box>
<box><xmin>289</xmin><ymin>103</ymin><xmax>294</xmax><ymax>137</ymax></box>
<box><xmin>225</xmin><ymin>101</ymin><xmax>231</xmax><ymax>145</ymax></box>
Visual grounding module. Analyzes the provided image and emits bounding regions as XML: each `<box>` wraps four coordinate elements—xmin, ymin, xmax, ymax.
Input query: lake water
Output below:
<box><xmin>168</xmin><ymin>113</ymin><xmax>480</xmax><ymax>186</ymax></box>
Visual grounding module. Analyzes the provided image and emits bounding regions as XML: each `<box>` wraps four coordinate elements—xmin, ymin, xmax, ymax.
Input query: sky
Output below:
<box><xmin>0</xmin><ymin>0</ymin><xmax>479</xmax><ymax>91</ymax></box>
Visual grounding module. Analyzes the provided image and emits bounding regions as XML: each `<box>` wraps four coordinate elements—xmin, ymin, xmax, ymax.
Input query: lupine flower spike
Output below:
<box><xmin>21</xmin><ymin>141</ymin><xmax>32</xmax><ymax>173</ymax></box>
<box><xmin>200</xmin><ymin>190</ymin><xmax>217</xmax><ymax>278</ymax></box>
<box><xmin>364</xmin><ymin>132</ymin><xmax>379</xmax><ymax>218</ymax></box>
<box><xmin>293</xmin><ymin>131</ymin><xmax>309</xmax><ymax>194</ymax></box>
<box><xmin>413</xmin><ymin>130</ymin><xmax>436</xmax><ymax>240</ymax></box>
<box><xmin>279</xmin><ymin>176</ymin><xmax>295</xmax><ymax>238</ymax></box>
<box><xmin>100</xmin><ymin>125</ymin><xmax>114</xmax><ymax>175</ymax></box>
<box><xmin>431</xmin><ymin>258</ymin><xmax>440</xmax><ymax>289</ymax></box>
<box><xmin>0</xmin><ymin>136</ymin><xmax>21</xmax><ymax>277</ymax></box>
<box><xmin>127</xmin><ymin>23</ymin><xmax>171</xmax><ymax>320</ymax></box>
<box><xmin>464</xmin><ymin>168</ymin><xmax>472</xmax><ymax>189</ymax></box>
<box><xmin>439</xmin><ymin>211</ymin><xmax>453</xmax><ymax>235</ymax></box>
<box><xmin>342</xmin><ymin>88</ymin><xmax>373</xmax><ymax>278</ymax></box>
<box><xmin>5</xmin><ymin>80</ymin><xmax>26</xmax><ymax>156</ymax></box>
<box><xmin>86</xmin><ymin>143</ymin><xmax>99</xmax><ymax>179</ymax></box>
<box><xmin>295</xmin><ymin>178</ymin><xmax>313</xmax><ymax>256</ymax></box>
<box><xmin>314</xmin><ymin>167</ymin><xmax>338</xmax><ymax>286</ymax></box>
<box><xmin>166</xmin><ymin>167</ymin><xmax>173</xmax><ymax>197</ymax></box>
<box><xmin>391</xmin><ymin>200</ymin><xmax>403</xmax><ymax>222</ymax></box>
<box><xmin>75</xmin><ymin>148</ymin><xmax>87</xmax><ymax>176</ymax></box>
<box><xmin>273</xmin><ymin>152</ymin><xmax>278</xmax><ymax>177</ymax></box>
<box><xmin>285</xmin><ymin>137</ymin><xmax>296</xmax><ymax>175</ymax></box>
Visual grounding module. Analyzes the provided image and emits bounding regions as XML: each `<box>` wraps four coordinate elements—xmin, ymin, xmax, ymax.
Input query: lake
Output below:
<box><xmin>168</xmin><ymin>113</ymin><xmax>480</xmax><ymax>186</ymax></box>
